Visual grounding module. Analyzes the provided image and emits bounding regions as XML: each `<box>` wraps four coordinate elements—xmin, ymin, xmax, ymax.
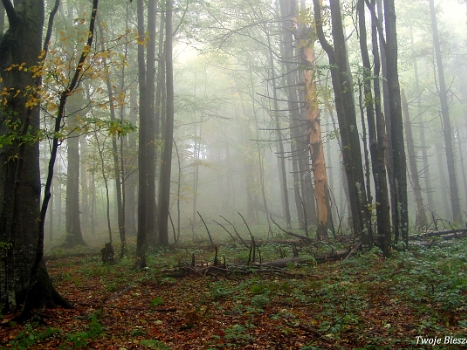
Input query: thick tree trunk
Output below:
<box><xmin>63</xmin><ymin>109</ymin><xmax>86</xmax><ymax>248</ymax></box>
<box><xmin>136</xmin><ymin>0</ymin><xmax>149</xmax><ymax>268</ymax></box>
<box><xmin>125</xmin><ymin>90</ymin><xmax>138</xmax><ymax>236</ymax></box>
<box><xmin>359</xmin><ymin>0</ymin><xmax>391</xmax><ymax>255</ymax></box>
<box><xmin>298</xmin><ymin>16</ymin><xmax>331</xmax><ymax>239</ymax></box>
<box><xmin>383</xmin><ymin>0</ymin><xmax>408</xmax><ymax>247</ymax></box>
<box><xmin>0</xmin><ymin>0</ymin><xmax>71</xmax><ymax>313</ymax></box>
<box><xmin>157</xmin><ymin>0</ymin><xmax>174</xmax><ymax>246</ymax></box>
<box><xmin>146</xmin><ymin>0</ymin><xmax>158</xmax><ymax>247</ymax></box>
<box><xmin>375</xmin><ymin>0</ymin><xmax>397</xmax><ymax>240</ymax></box>
<box><xmin>279</xmin><ymin>0</ymin><xmax>306</xmax><ymax>230</ymax></box>
<box><xmin>313</xmin><ymin>0</ymin><xmax>372</xmax><ymax>246</ymax></box>
<box><xmin>80</xmin><ymin>137</ymin><xmax>89</xmax><ymax>232</ymax></box>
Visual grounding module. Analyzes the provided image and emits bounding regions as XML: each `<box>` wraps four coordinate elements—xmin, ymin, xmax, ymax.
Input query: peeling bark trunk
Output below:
<box><xmin>299</xmin><ymin>22</ymin><xmax>331</xmax><ymax>238</ymax></box>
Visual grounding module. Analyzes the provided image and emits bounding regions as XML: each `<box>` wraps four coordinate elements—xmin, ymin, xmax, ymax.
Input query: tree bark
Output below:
<box><xmin>383</xmin><ymin>0</ymin><xmax>408</xmax><ymax>247</ymax></box>
<box><xmin>359</xmin><ymin>0</ymin><xmax>391</xmax><ymax>255</ymax></box>
<box><xmin>313</xmin><ymin>0</ymin><xmax>372</xmax><ymax>246</ymax></box>
<box><xmin>296</xmin><ymin>4</ymin><xmax>332</xmax><ymax>238</ymax></box>
<box><xmin>63</xmin><ymin>97</ymin><xmax>86</xmax><ymax>248</ymax></box>
<box><xmin>79</xmin><ymin>137</ymin><xmax>89</xmax><ymax>232</ymax></box>
<box><xmin>157</xmin><ymin>0</ymin><xmax>174</xmax><ymax>246</ymax></box>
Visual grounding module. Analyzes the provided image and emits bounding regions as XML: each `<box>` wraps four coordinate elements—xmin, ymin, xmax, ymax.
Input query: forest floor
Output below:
<box><xmin>1</xmin><ymin>236</ymin><xmax>467</xmax><ymax>349</ymax></box>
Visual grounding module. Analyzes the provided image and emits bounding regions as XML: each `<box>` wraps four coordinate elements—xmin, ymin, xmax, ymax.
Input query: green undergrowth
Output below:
<box><xmin>15</xmin><ymin>236</ymin><xmax>467</xmax><ymax>349</ymax></box>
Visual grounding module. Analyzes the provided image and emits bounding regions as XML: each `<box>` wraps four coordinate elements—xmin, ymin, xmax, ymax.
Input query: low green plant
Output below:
<box><xmin>130</xmin><ymin>325</ymin><xmax>147</xmax><ymax>336</ymax></box>
<box><xmin>150</xmin><ymin>296</ymin><xmax>165</xmax><ymax>306</ymax></box>
<box><xmin>250</xmin><ymin>294</ymin><xmax>269</xmax><ymax>308</ymax></box>
<box><xmin>139</xmin><ymin>339</ymin><xmax>171</xmax><ymax>349</ymax></box>
<box><xmin>60</xmin><ymin>314</ymin><xmax>104</xmax><ymax>349</ymax></box>
<box><xmin>224</xmin><ymin>324</ymin><xmax>254</xmax><ymax>344</ymax></box>
<box><xmin>9</xmin><ymin>323</ymin><xmax>61</xmax><ymax>349</ymax></box>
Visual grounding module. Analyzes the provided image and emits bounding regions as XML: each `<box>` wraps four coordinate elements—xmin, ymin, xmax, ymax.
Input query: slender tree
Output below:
<box><xmin>313</xmin><ymin>0</ymin><xmax>372</xmax><ymax>246</ymax></box>
<box><xmin>383</xmin><ymin>0</ymin><xmax>408</xmax><ymax>246</ymax></box>
<box><xmin>401</xmin><ymin>90</ymin><xmax>427</xmax><ymax>228</ymax></box>
<box><xmin>358</xmin><ymin>0</ymin><xmax>391</xmax><ymax>254</ymax></box>
<box><xmin>429</xmin><ymin>0</ymin><xmax>462</xmax><ymax>224</ymax></box>
<box><xmin>157</xmin><ymin>0</ymin><xmax>174</xmax><ymax>246</ymax></box>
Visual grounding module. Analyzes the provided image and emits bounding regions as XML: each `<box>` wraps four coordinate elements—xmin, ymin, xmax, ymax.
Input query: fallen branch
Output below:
<box><xmin>411</xmin><ymin>228</ymin><xmax>467</xmax><ymax>239</ymax></box>
<box><xmin>197</xmin><ymin>211</ymin><xmax>215</xmax><ymax>247</ymax></box>
<box><xmin>220</xmin><ymin>215</ymin><xmax>249</xmax><ymax>249</ymax></box>
<box><xmin>270</xmin><ymin>215</ymin><xmax>312</xmax><ymax>243</ymax></box>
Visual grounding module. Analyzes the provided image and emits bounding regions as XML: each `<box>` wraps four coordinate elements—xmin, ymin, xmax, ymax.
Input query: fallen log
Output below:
<box><xmin>258</xmin><ymin>249</ymin><xmax>350</xmax><ymax>268</ymax></box>
<box><xmin>410</xmin><ymin>228</ymin><xmax>467</xmax><ymax>239</ymax></box>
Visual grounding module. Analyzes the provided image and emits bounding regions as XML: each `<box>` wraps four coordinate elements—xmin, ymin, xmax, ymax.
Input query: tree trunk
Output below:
<box><xmin>80</xmin><ymin>137</ymin><xmax>89</xmax><ymax>232</ymax></box>
<box><xmin>359</xmin><ymin>0</ymin><xmax>391</xmax><ymax>255</ymax></box>
<box><xmin>429</xmin><ymin>0</ymin><xmax>462</xmax><ymax>224</ymax></box>
<box><xmin>157</xmin><ymin>0</ymin><xmax>174</xmax><ymax>246</ymax></box>
<box><xmin>313</xmin><ymin>0</ymin><xmax>372</xmax><ymax>246</ymax></box>
<box><xmin>297</xmin><ymin>8</ymin><xmax>331</xmax><ymax>238</ymax></box>
<box><xmin>136</xmin><ymin>0</ymin><xmax>158</xmax><ymax>267</ymax></box>
<box><xmin>376</xmin><ymin>0</ymin><xmax>397</xmax><ymax>241</ymax></box>
<box><xmin>401</xmin><ymin>90</ymin><xmax>427</xmax><ymax>228</ymax></box>
<box><xmin>146</xmin><ymin>0</ymin><xmax>158</xmax><ymax>247</ymax></box>
<box><xmin>124</xmin><ymin>89</ymin><xmax>138</xmax><ymax>236</ymax></box>
<box><xmin>456</xmin><ymin>124</ymin><xmax>467</xmax><ymax>210</ymax></box>
<box><xmin>410</xmin><ymin>24</ymin><xmax>435</xmax><ymax>212</ymax></box>
<box><xmin>383</xmin><ymin>0</ymin><xmax>408</xmax><ymax>247</ymax></box>
<box><xmin>0</xmin><ymin>0</ymin><xmax>71</xmax><ymax>313</ymax></box>
<box><xmin>63</xmin><ymin>110</ymin><xmax>86</xmax><ymax>248</ymax></box>
<box><xmin>265</xmin><ymin>30</ymin><xmax>292</xmax><ymax>228</ymax></box>
<box><xmin>279</xmin><ymin>0</ymin><xmax>306</xmax><ymax>230</ymax></box>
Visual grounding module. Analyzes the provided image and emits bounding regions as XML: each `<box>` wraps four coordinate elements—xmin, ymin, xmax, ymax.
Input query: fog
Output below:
<box><xmin>34</xmin><ymin>0</ymin><xmax>467</xmax><ymax>251</ymax></box>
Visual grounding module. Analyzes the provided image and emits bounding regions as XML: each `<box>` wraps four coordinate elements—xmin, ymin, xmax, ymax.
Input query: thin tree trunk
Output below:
<box><xmin>410</xmin><ymin>24</ymin><xmax>435</xmax><ymax>212</ymax></box>
<box><xmin>401</xmin><ymin>90</ymin><xmax>427</xmax><ymax>228</ymax></box>
<box><xmin>456</xmin><ymin>124</ymin><xmax>467</xmax><ymax>211</ymax></box>
<box><xmin>429</xmin><ymin>0</ymin><xmax>462</xmax><ymax>223</ymax></box>
<box><xmin>97</xmin><ymin>21</ymin><xmax>124</xmax><ymax>254</ymax></box>
<box><xmin>435</xmin><ymin>142</ymin><xmax>450</xmax><ymax>219</ymax></box>
<box><xmin>265</xmin><ymin>30</ymin><xmax>292</xmax><ymax>228</ymax></box>
<box><xmin>94</xmin><ymin>133</ymin><xmax>113</xmax><ymax>244</ymax></box>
